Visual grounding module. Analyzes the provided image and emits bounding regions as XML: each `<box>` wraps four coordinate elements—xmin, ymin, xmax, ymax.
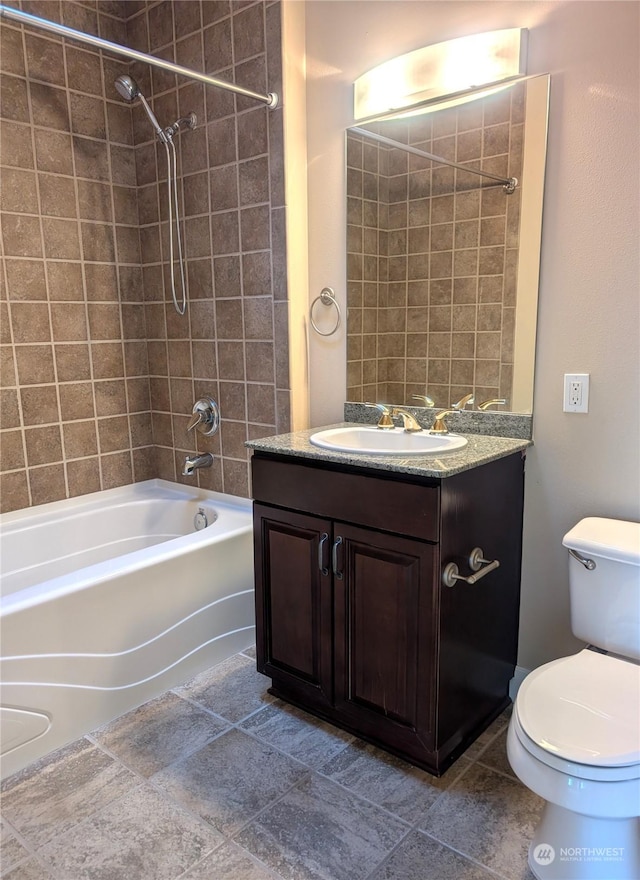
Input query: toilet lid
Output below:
<box><xmin>517</xmin><ymin>650</ymin><xmax>640</xmax><ymax>767</ymax></box>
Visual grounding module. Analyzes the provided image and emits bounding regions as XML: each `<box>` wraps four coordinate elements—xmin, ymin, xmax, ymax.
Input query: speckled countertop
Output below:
<box><xmin>246</xmin><ymin>424</ymin><xmax>531</xmax><ymax>479</ymax></box>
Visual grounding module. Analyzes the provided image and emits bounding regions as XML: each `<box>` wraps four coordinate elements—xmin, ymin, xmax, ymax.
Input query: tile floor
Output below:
<box><xmin>1</xmin><ymin>650</ymin><xmax>543</xmax><ymax>880</ymax></box>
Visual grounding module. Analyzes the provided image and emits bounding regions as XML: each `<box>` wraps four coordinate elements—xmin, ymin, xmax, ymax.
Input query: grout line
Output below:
<box><xmin>359</xmin><ymin>825</ymin><xmax>418</xmax><ymax>880</ymax></box>
<box><xmin>173</xmin><ymin>838</ymin><xmax>286</xmax><ymax>880</ymax></box>
<box><xmin>414</xmin><ymin>829</ymin><xmax>513</xmax><ymax>880</ymax></box>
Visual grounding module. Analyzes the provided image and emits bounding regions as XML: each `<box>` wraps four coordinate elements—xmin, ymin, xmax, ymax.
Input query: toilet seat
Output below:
<box><xmin>512</xmin><ymin>707</ymin><xmax>640</xmax><ymax>782</ymax></box>
<box><xmin>515</xmin><ymin>649</ymin><xmax>640</xmax><ymax>778</ymax></box>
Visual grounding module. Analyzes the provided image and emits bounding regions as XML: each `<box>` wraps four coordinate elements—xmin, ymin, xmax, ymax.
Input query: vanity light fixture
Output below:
<box><xmin>353</xmin><ymin>28</ymin><xmax>528</xmax><ymax>120</ymax></box>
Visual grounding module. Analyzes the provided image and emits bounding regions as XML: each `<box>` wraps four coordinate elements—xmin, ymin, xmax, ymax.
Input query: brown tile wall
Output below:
<box><xmin>128</xmin><ymin>0</ymin><xmax>288</xmax><ymax>501</ymax></box>
<box><xmin>346</xmin><ymin>84</ymin><xmax>524</xmax><ymax>410</ymax></box>
<box><xmin>0</xmin><ymin>0</ymin><xmax>153</xmax><ymax>512</ymax></box>
<box><xmin>0</xmin><ymin>0</ymin><xmax>288</xmax><ymax>513</ymax></box>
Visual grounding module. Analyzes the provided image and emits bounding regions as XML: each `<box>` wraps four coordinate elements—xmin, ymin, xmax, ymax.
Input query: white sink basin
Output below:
<box><xmin>309</xmin><ymin>426</ymin><xmax>468</xmax><ymax>456</ymax></box>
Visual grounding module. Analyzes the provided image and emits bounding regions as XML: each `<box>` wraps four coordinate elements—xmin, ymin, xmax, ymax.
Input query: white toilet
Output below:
<box><xmin>507</xmin><ymin>517</ymin><xmax>640</xmax><ymax>880</ymax></box>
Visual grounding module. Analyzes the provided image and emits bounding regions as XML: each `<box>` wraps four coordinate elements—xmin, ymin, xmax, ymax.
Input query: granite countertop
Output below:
<box><xmin>246</xmin><ymin>423</ymin><xmax>531</xmax><ymax>479</ymax></box>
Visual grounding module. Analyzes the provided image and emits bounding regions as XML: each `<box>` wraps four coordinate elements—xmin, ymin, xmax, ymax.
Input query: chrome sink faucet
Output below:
<box><xmin>182</xmin><ymin>453</ymin><xmax>213</xmax><ymax>476</ymax></box>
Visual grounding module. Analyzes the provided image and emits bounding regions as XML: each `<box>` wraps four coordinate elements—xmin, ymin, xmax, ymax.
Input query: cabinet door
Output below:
<box><xmin>333</xmin><ymin>524</ymin><xmax>438</xmax><ymax>761</ymax></box>
<box><xmin>253</xmin><ymin>504</ymin><xmax>334</xmax><ymax>711</ymax></box>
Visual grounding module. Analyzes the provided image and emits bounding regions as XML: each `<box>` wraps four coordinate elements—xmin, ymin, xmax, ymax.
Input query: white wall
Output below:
<box><xmin>303</xmin><ymin>0</ymin><xmax>640</xmax><ymax>669</ymax></box>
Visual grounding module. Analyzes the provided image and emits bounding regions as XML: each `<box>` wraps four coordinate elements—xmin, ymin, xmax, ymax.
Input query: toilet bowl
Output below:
<box><xmin>507</xmin><ymin>518</ymin><xmax>640</xmax><ymax>880</ymax></box>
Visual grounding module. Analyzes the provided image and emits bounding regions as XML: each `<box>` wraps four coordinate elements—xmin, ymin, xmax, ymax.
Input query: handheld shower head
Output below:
<box><xmin>114</xmin><ymin>75</ymin><xmax>165</xmax><ymax>142</ymax></box>
<box><xmin>113</xmin><ymin>75</ymin><xmax>192</xmax><ymax>317</ymax></box>
<box><xmin>114</xmin><ymin>74</ymin><xmax>139</xmax><ymax>102</ymax></box>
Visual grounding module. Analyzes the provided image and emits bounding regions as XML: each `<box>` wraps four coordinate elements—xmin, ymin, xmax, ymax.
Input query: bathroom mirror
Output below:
<box><xmin>345</xmin><ymin>74</ymin><xmax>549</xmax><ymax>413</ymax></box>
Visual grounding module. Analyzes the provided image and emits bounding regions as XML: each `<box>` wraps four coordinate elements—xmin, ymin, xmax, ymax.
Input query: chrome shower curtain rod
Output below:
<box><xmin>351</xmin><ymin>126</ymin><xmax>517</xmax><ymax>193</ymax></box>
<box><xmin>0</xmin><ymin>4</ymin><xmax>279</xmax><ymax>109</ymax></box>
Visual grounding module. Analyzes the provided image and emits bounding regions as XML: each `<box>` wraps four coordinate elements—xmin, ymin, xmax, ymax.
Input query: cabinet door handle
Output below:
<box><xmin>318</xmin><ymin>532</ymin><xmax>329</xmax><ymax>576</ymax></box>
<box><xmin>332</xmin><ymin>536</ymin><xmax>344</xmax><ymax>580</ymax></box>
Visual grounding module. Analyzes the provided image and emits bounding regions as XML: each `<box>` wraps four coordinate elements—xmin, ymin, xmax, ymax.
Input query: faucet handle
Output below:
<box><xmin>429</xmin><ymin>410</ymin><xmax>457</xmax><ymax>434</ymax></box>
<box><xmin>364</xmin><ymin>402</ymin><xmax>395</xmax><ymax>429</ymax></box>
<box><xmin>412</xmin><ymin>394</ymin><xmax>435</xmax><ymax>407</ymax></box>
<box><xmin>451</xmin><ymin>393</ymin><xmax>475</xmax><ymax>410</ymax></box>
<box><xmin>187</xmin><ymin>410</ymin><xmax>204</xmax><ymax>432</ymax></box>
<box><xmin>477</xmin><ymin>398</ymin><xmax>506</xmax><ymax>411</ymax></box>
<box><xmin>187</xmin><ymin>397</ymin><xmax>220</xmax><ymax>436</ymax></box>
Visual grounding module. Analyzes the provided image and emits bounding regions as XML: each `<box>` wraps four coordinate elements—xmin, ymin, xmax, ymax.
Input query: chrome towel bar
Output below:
<box><xmin>442</xmin><ymin>547</ymin><xmax>501</xmax><ymax>588</ymax></box>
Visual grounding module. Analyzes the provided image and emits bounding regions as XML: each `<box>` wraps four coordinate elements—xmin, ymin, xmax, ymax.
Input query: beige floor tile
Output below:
<box><xmin>2</xmin><ymin>860</ymin><xmax>56</xmax><ymax>880</ymax></box>
<box><xmin>475</xmin><ymin>727</ymin><xmax>516</xmax><ymax>778</ymax></box>
<box><xmin>464</xmin><ymin>709</ymin><xmax>511</xmax><ymax>760</ymax></box>
<box><xmin>318</xmin><ymin>738</ymin><xmax>468</xmax><ymax>824</ymax></box>
<box><xmin>181</xmin><ymin>841</ymin><xmax>284</xmax><ymax>879</ymax></box>
<box><xmin>91</xmin><ymin>691</ymin><xmax>229</xmax><ymax>777</ymax></box>
<box><xmin>240</xmin><ymin>699</ymin><xmax>353</xmax><ymax>768</ymax></box>
<box><xmin>420</xmin><ymin>763</ymin><xmax>544</xmax><ymax>880</ymax></box>
<box><xmin>0</xmin><ymin>739</ymin><xmax>138</xmax><ymax>850</ymax></box>
<box><xmin>368</xmin><ymin>830</ymin><xmax>498</xmax><ymax>879</ymax></box>
<box><xmin>236</xmin><ymin>774</ymin><xmax>408</xmax><ymax>880</ymax></box>
<box><xmin>36</xmin><ymin>784</ymin><xmax>222</xmax><ymax>880</ymax></box>
<box><xmin>151</xmin><ymin>728</ymin><xmax>308</xmax><ymax>836</ymax></box>
<box><xmin>1</xmin><ymin>822</ymin><xmax>30</xmax><ymax>877</ymax></box>
<box><xmin>175</xmin><ymin>653</ymin><xmax>275</xmax><ymax>722</ymax></box>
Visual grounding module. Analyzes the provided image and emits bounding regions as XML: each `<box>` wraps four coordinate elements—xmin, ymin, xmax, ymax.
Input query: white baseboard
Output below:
<box><xmin>509</xmin><ymin>665</ymin><xmax>531</xmax><ymax>701</ymax></box>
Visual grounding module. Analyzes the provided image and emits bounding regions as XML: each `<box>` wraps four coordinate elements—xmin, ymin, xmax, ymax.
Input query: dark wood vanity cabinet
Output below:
<box><xmin>252</xmin><ymin>450</ymin><xmax>525</xmax><ymax>775</ymax></box>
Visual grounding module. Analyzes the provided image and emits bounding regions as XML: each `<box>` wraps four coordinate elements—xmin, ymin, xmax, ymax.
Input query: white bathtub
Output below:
<box><xmin>0</xmin><ymin>479</ymin><xmax>255</xmax><ymax>779</ymax></box>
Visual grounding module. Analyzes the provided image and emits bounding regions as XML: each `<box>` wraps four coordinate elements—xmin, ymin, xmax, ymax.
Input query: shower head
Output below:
<box><xmin>114</xmin><ymin>74</ymin><xmax>166</xmax><ymax>142</ymax></box>
<box><xmin>114</xmin><ymin>74</ymin><xmax>139</xmax><ymax>102</ymax></box>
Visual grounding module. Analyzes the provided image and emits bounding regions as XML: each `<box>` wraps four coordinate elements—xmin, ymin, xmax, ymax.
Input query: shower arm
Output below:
<box><xmin>0</xmin><ymin>4</ymin><xmax>279</xmax><ymax>109</ymax></box>
<box><xmin>164</xmin><ymin>113</ymin><xmax>198</xmax><ymax>140</ymax></box>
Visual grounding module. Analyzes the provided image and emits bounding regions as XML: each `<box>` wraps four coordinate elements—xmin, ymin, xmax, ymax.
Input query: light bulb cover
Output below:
<box><xmin>354</xmin><ymin>28</ymin><xmax>528</xmax><ymax>121</ymax></box>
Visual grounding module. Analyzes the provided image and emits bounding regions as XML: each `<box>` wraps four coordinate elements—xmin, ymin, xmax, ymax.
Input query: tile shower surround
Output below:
<box><xmin>346</xmin><ymin>85</ymin><xmax>524</xmax><ymax>409</ymax></box>
<box><xmin>0</xmin><ymin>649</ymin><xmax>542</xmax><ymax>880</ymax></box>
<box><xmin>0</xmin><ymin>0</ymin><xmax>289</xmax><ymax>512</ymax></box>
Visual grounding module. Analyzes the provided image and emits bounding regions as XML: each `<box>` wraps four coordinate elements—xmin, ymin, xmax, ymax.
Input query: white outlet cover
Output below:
<box><xmin>563</xmin><ymin>373</ymin><xmax>589</xmax><ymax>413</ymax></box>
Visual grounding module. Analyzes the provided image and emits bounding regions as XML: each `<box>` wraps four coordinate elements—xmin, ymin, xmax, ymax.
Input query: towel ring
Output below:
<box><xmin>310</xmin><ymin>287</ymin><xmax>341</xmax><ymax>337</ymax></box>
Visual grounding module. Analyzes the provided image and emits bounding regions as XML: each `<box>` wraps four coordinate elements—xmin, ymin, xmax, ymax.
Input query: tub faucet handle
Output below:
<box><xmin>187</xmin><ymin>397</ymin><xmax>220</xmax><ymax>436</ymax></box>
<box><xmin>187</xmin><ymin>411</ymin><xmax>205</xmax><ymax>432</ymax></box>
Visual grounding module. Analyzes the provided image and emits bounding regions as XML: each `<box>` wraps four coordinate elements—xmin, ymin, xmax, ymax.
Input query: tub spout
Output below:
<box><xmin>182</xmin><ymin>453</ymin><xmax>213</xmax><ymax>476</ymax></box>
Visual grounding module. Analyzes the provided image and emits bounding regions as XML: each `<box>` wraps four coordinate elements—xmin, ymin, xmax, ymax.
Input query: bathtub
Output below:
<box><xmin>0</xmin><ymin>479</ymin><xmax>255</xmax><ymax>779</ymax></box>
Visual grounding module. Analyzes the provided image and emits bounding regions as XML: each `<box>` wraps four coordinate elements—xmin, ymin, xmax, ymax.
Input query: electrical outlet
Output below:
<box><xmin>563</xmin><ymin>373</ymin><xmax>589</xmax><ymax>413</ymax></box>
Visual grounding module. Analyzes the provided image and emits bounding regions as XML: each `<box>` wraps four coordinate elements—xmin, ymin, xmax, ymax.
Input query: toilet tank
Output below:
<box><xmin>563</xmin><ymin>517</ymin><xmax>640</xmax><ymax>660</ymax></box>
